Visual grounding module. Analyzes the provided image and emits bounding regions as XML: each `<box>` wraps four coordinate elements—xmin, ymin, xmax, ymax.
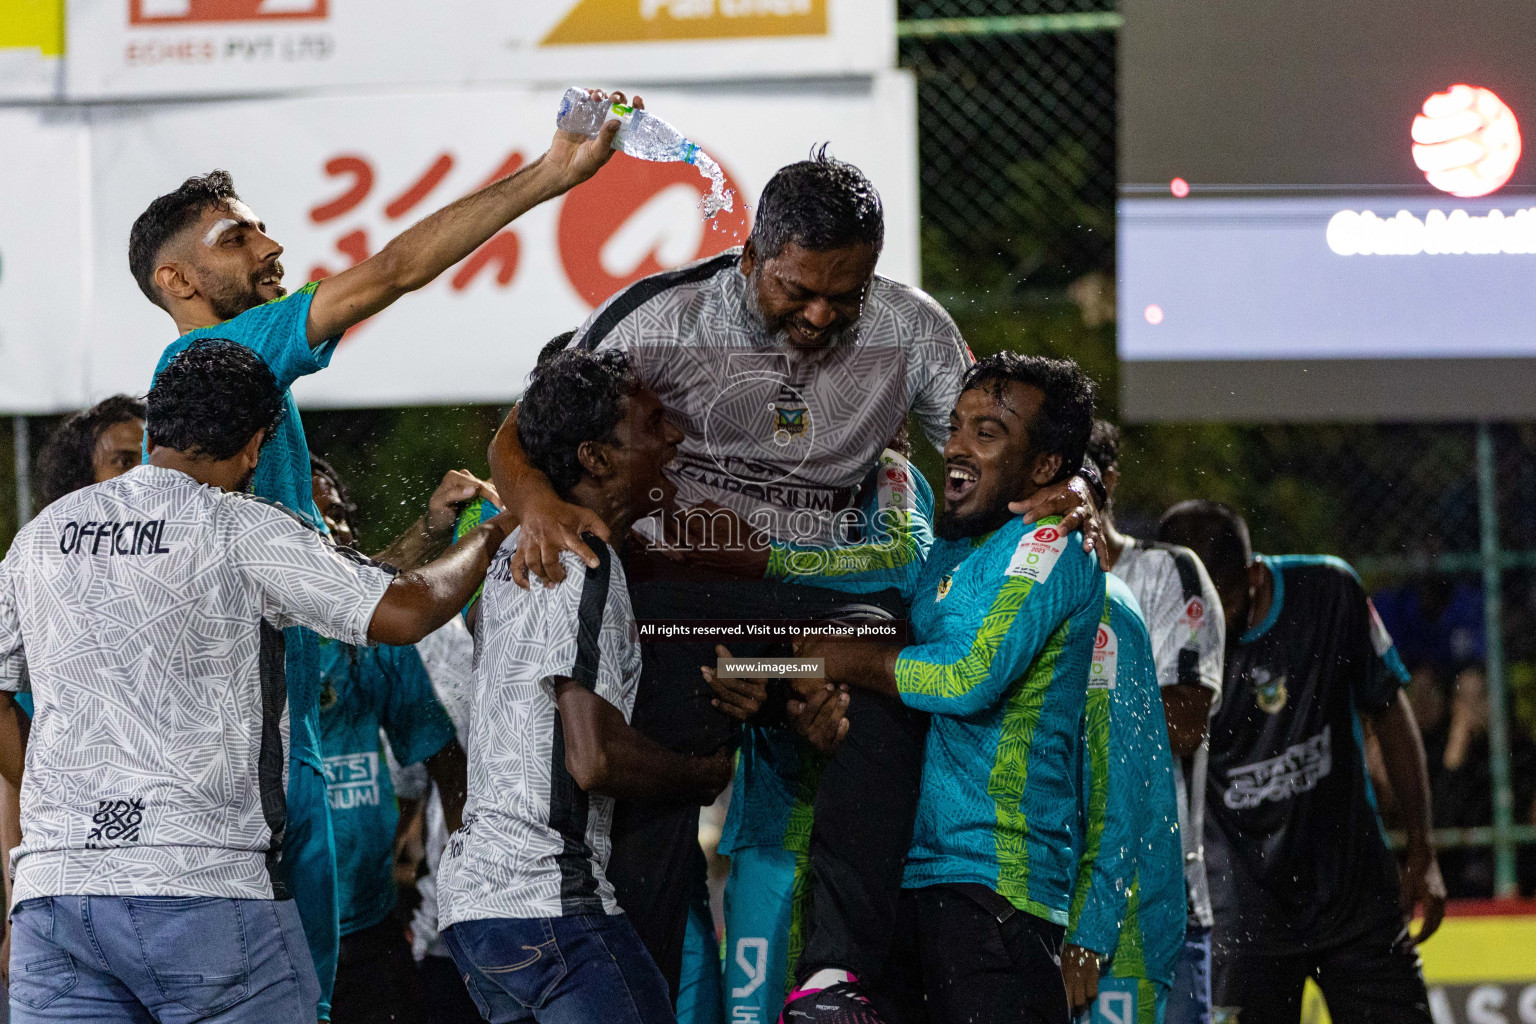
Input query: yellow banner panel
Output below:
<box><xmin>542</xmin><ymin>0</ymin><xmax>827</xmax><ymax>46</ymax></box>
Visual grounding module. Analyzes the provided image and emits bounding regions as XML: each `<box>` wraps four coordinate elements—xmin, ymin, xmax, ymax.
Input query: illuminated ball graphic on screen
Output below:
<box><xmin>1411</xmin><ymin>84</ymin><xmax>1521</xmax><ymax>197</ymax></box>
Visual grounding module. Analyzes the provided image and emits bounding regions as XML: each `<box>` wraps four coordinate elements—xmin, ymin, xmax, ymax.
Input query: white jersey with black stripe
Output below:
<box><xmin>437</xmin><ymin>530</ymin><xmax>641</xmax><ymax>925</ymax></box>
<box><xmin>0</xmin><ymin>464</ymin><xmax>392</xmax><ymax>905</ymax></box>
<box><xmin>572</xmin><ymin>249</ymin><xmax>971</xmax><ymax>546</ymax></box>
<box><xmin>1112</xmin><ymin>536</ymin><xmax>1225</xmax><ymax>929</ymax></box>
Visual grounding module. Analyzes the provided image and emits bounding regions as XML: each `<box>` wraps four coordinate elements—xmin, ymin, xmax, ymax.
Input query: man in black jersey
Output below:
<box><xmin>1158</xmin><ymin>501</ymin><xmax>1446</xmax><ymax>1024</ymax></box>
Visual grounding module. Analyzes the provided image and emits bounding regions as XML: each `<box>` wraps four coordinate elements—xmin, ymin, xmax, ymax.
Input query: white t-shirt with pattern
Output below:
<box><xmin>573</xmin><ymin>249</ymin><xmax>971</xmax><ymax>546</ymax></box>
<box><xmin>0</xmin><ymin>464</ymin><xmax>392</xmax><ymax>905</ymax></box>
<box><xmin>437</xmin><ymin>530</ymin><xmax>641</xmax><ymax>925</ymax></box>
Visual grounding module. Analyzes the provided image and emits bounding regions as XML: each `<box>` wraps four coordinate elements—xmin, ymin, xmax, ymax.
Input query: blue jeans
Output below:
<box><xmin>444</xmin><ymin>914</ymin><xmax>675</xmax><ymax>1024</ymax></box>
<box><xmin>1165</xmin><ymin>925</ymin><xmax>1212</xmax><ymax>1024</ymax></box>
<box><xmin>8</xmin><ymin>896</ymin><xmax>320</xmax><ymax>1023</ymax></box>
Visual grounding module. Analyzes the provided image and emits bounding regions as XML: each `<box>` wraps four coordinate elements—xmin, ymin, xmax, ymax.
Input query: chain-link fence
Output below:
<box><xmin>898</xmin><ymin>2</ymin><xmax>1117</xmax><ymax>295</ymax></box>
<box><xmin>1114</xmin><ymin>422</ymin><xmax>1536</xmax><ymax>898</ymax></box>
<box><xmin>895</xmin><ymin>2</ymin><xmax>1536</xmax><ymax>897</ymax></box>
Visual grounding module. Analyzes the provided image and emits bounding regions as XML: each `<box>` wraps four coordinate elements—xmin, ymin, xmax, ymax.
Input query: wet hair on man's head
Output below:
<box><xmin>147</xmin><ymin>339</ymin><xmax>284</xmax><ymax>461</ymax></box>
<box><xmin>517</xmin><ymin>348</ymin><xmax>640</xmax><ymax>496</ymax></box>
<box><xmin>959</xmin><ymin>352</ymin><xmax>1096</xmax><ymax>484</ymax></box>
<box><xmin>1085</xmin><ymin>419</ymin><xmax>1120</xmax><ymax>477</ymax></box>
<box><xmin>747</xmin><ymin>145</ymin><xmax>884</xmax><ymax>261</ymax></box>
<box><xmin>1157</xmin><ymin>500</ymin><xmax>1253</xmax><ymax>586</ymax></box>
<box><xmin>37</xmin><ymin>395</ymin><xmax>147</xmax><ymax>508</ymax></box>
<box><xmin>128</xmin><ymin>170</ymin><xmax>240</xmax><ymax>310</ymax></box>
<box><xmin>536</xmin><ymin>330</ymin><xmax>577</xmax><ymax>368</ymax></box>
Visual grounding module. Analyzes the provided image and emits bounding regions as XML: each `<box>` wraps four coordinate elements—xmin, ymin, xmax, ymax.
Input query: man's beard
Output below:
<box><xmin>743</xmin><ymin>272</ymin><xmax>856</xmax><ymax>350</ymax></box>
<box><xmin>204</xmin><ymin>262</ymin><xmax>284</xmax><ymax>322</ymax></box>
<box><xmin>936</xmin><ymin>494</ymin><xmax>1011</xmax><ymax>541</ymax></box>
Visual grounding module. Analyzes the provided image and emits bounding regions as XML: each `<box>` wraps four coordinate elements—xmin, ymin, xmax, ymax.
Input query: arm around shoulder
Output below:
<box><xmin>368</xmin><ymin>513</ymin><xmax>514</xmax><ymax>646</ymax></box>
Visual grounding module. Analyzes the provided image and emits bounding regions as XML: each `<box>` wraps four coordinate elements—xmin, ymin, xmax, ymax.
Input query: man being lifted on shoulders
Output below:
<box><xmin>489</xmin><ymin>154</ymin><xmax>1105</xmax><ymax>1014</ymax></box>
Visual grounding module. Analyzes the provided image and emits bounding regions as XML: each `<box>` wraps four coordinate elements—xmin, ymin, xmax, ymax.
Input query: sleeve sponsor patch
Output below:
<box><xmin>1179</xmin><ymin>595</ymin><xmax>1207</xmax><ymax>641</ymax></box>
<box><xmin>1089</xmin><ymin>623</ymin><xmax>1117</xmax><ymax>690</ymax></box>
<box><xmin>1005</xmin><ymin>523</ymin><xmax>1070</xmax><ymax>581</ymax></box>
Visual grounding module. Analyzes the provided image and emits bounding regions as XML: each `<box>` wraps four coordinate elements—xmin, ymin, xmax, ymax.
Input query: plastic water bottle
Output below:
<box><xmin>556</xmin><ymin>88</ymin><xmax>697</xmax><ymax>162</ymax></box>
<box><xmin>554</xmin><ymin>87</ymin><xmax>734</xmax><ymax>216</ymax></box>
<box><xmin>613</xmin><ymin>108</ymin><xmax>701</xmax><ymax>165</ymax></box>
<box><xmin>555</xmin><ymin>87</ymin><xmax>614</xmax><ymax>136</ymax></box>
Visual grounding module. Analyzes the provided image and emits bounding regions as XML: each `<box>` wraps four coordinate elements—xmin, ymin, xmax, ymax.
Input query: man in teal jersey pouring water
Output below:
<box><xmin>127</xmin><ymin>89</ymin><xmax>635</xmax><ymax>1021</ymax></box>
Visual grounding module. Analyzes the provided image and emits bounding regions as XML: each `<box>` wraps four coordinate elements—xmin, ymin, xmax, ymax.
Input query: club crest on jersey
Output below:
<box><xmin>1005</xmin><ymin>523</ymin><xmax>1069</xmax><ymax>581</ymax></box>
<box><xmin>1251</xmin><ymin>666</ymin><xmax>1288</xmax><ymax>714</ymax></box>
<box><xmin>935</xmin><ymin>574</ymin><xmax>953</xmax><ymax>601</ymax></box>
<box><xmin>772</xmin><ymin>405</ymin><xmax>808</xmax><ymax>442</ymax></box>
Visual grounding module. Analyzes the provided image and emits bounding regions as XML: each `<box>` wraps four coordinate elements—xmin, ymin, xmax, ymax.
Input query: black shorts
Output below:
<box><xmin>1213</xmin><ymin>914</ymin><xmax>1432</xmax><ymax>1024</ymax></box>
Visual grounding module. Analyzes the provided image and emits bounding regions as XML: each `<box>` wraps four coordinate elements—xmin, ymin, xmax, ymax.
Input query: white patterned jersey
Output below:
<box><xmin>437</xmin><ymin>530</ymin><xmax>641</xmax><ymax>925</ymax></box>
<box><xmin>1112</xmin><ymin>536</ymin><xmax>1225</xmax><ymax>928</ymax></box>
<box><xmin>572</xmin><ymin>249</ymin><xmax>971</xmax><ymax>545</ymax></box>
<box><xmin>0</xmin><ymin>464</ymin><xmax>392</xmax><ymax>905</ymax></box>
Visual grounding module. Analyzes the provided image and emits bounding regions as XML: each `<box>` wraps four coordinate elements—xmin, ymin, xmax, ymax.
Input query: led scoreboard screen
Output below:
<box><xmin>1119</xmin><ymin>0</ymin><xmax>1536</xmax><ymax>421</ymax></box>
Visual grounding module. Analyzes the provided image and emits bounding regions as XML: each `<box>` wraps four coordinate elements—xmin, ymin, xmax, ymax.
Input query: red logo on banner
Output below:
<box><xmin>130</xmin><ymin>0</ymin><xmax>327</xmax><ymax>25</ymax></box>
<box><xmin>558</xmin><ymin>153</ymin><xmax>750</xmax><ymax>308</ymax></box>
<box><xmin>1095</xmin><ymin>625</ymin><xmax>1109</xmax><ymax>650</ymax></box>
<box><xmin>305</xmin><ymin>148</ymin><xmax>526</xmax><ymax>338</ymax></box>
<box><xmin>1033</xmin><ymin>526</ymin><xmax>1061</xmax><ymax>543</ymax></box>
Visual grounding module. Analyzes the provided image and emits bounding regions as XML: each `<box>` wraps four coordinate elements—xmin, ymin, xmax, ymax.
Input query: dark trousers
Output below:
<box><xmin>877</xmin><ymin>886</ymin><xmax>1070</xmax><ymax>1024</ymax></box>
<box><xmin>607</xmin><ymin>804</ymin><xmax>711</xmax><ymax>1003</ymax></box>
<box><xmin>418</xmin><ymin>954</ymin><xmax>487</xmax><ymax>1024</ymax></box>
<box><xmin>610</xmin><ymin>576</ymin><xmax>913</xmax><ymax>1000</ymax></box>
<box><xmin>1213</xmin><ymin>915</ymin><xmax>1432</xmax><ymax>1024</ymax></box>
<box><xmin>798</xmin><ymin>688</ymin><xmax>928</xmax><ymax>982</ymax></box>
<box><xmin>332</xmin><ymin>916</ymin><xmax>427</xmax><ymax>1024</ymax></box>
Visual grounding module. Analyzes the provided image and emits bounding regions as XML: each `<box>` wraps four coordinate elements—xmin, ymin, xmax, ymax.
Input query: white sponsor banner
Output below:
<box><xmin>0</xmin><ymin>109</ymin><xmax>89</xmax><ymax>412</ymax></box>
<box><xmin>65</xmin><ymin>0</ymin><xmax>894</xmax><ymax>100</ymax></box>
<box><xmin>81</xmin><ymin>75</ymin><xmax>918</xmax><ymax>409</ymax></box>
<box><xmin>0</xmin><ymin>49</ymin><xmax>60</xmax><ymax>100</ymax></box>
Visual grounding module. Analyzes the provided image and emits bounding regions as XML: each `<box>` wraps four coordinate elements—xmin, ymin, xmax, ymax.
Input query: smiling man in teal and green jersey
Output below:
<box><xmin>711</xmin><ymin>445</ymin><xmax>936</xmax><ymax>1024</ymax></box>
<box><xmin>798</xmin><ymin>353</ymin><xmax>1104</xmax><ymax>1023</ymax></box>
<box><xmin>127</xmin><ymin>101</ymin><xmax>632</xmax><ymax>1019</ymax></box>
<box><xmin>1064</xmin><ymin>575</ymin><xmax>1184</xmax><ymax>1024</ymax></box>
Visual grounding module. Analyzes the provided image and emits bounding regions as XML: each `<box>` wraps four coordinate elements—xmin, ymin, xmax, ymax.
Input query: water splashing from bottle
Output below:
<box><xmin>557</xmin><ymin>87</ymin><xmax>735</xmax><ymax>220</ymax></box>
<box><xmin>691</xmin><ymin>151</ymin><xmax>734</xmax><ymax>218</ymax></box>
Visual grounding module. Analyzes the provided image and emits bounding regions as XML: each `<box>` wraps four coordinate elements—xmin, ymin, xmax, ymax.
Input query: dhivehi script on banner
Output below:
<box><xmin>0</xmin><ymin>74</ymin><xmax>917</xmax><ymax>413</ymax></box>
<box><xmin>64</xmin><ymin>0</ymin><xmax>894</xmax><ymax>99</ymax></box>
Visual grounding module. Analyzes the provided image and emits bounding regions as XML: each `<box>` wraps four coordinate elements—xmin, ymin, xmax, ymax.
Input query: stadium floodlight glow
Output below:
<box><xmin>1170</xmin><ymin>177</ymin><xmax>1190</xmax><ymax>198</ymax></box>
<box><xmin>1144</xmin><ymin>304</ymin><xmax>1164</xmax><ymax>324</ymax></box>
<box><xmin>1411</xmin><ymin>84</ymin><xmax>1521</xmax><ymax>198</ymax></box>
